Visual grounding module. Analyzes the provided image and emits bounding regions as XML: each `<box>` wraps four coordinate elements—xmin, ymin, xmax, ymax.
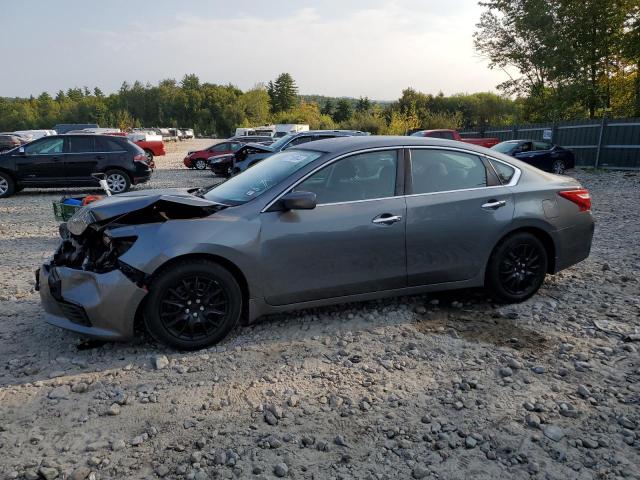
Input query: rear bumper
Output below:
<box><xmin>38</xmin><ymin>263</ymin><xmax>146</xmax><ymax>340</ymax></box>
<box><xmin>132</xmin><ymin>163</ymin><xmax>152</xmax><ymax>184</ymax></box>
<box><xmin>553</xmin><ymin>212</ymin><xmax>595</xmax><ymax>273</ymax></box>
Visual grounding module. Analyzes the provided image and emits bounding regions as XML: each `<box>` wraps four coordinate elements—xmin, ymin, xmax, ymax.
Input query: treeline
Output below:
<box><xmin>475</xmin><ymin>0</ymin><xmax>640</xmax><ymax>120</ymax></box>
<box><xmin>0</xmin><ymin>72</ymin><xmax>521</xmax><ymax>137</ymax></box>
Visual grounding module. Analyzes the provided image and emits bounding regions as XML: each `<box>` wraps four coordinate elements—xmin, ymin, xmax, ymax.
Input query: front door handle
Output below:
<box><xmin>482</xmin><ymin>200</ymin><xmax>506</xmax><ymax>210</ymax></box>
<box><xmin>372</xmin><ymin>213</ymin><xmax>403</xmax><ymax>225</ymax></box>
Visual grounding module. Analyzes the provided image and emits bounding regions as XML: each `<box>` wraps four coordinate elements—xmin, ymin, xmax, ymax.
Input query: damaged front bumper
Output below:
<box><xmin>38</xmin><ymin>262</ymin><xmax>147</xmax><ymax>340</ymax></box>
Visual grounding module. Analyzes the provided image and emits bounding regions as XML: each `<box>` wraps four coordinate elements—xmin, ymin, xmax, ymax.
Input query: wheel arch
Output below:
<box><xmin>134</xmin><ymin>252</ymin><xmax>251</xmax><ymax>331</ymax></box>
<box><xmin>488</xmin><ymin>226</ymin><xmax>557</xmax><ymax>275</ymax></box>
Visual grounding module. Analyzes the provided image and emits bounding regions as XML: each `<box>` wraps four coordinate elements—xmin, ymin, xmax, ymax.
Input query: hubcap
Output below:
<box><xmin>146</xmin><ymin>151</ymin><xmax>153</xmax><ymax>161</ymax></box>
<box><xmin>552</xmin><ymin>161</ymin><xmax>565</xmax><ymax>174</ymax></box>
<box><xmin>498</xmin><ymin>243</ymin><xmax>544</xmax><ymax>296</ymax></box>
<box><xmin>196</xmin><ymin>160</ymin><xmax>206</xmax><ymax>170</ymax></box>
<box><xmin>159</xmin><ymin>275</ymin><xmax>229</xmax><ymax>341</ymax></box>
<box><xmin>107</xmin><ymin>173</ymin><xmax>127</xmax><ymax>193</ymax></box>
<box><xmin>0</xmin><ymin>177</ymin><xmax>8</xmax><ymax>195</ymax></box>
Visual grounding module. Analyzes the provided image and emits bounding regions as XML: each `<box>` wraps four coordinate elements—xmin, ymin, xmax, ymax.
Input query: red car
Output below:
<box><xmin>410</xmin><ymin>129</ymin><xmax>499</xmax><ymax>148</ymax></box>
<box><xmin>107</xmin><ymin>132</ymin><xmax>164</xmax><ymax>168</ymax></box>
<box><xmin>184</xmin><ymin>141</ymin><xmax>244</xmax><ymax>170</ymax></box>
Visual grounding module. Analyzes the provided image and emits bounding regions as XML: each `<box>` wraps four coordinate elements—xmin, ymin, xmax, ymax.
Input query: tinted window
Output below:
<box><xmin>95</xmin><ymin>137</ymin><xmax>125</xmax><ymax>152</ymax></box>
<box><xmin>231</xmin><ymin>142</ymin><xmax>242</xmax><ymax>151</ymax></box>
<box><xmin>211</xmin><ymin>143</ymin><xmax>230</xmax><ymax>152</ymax></box>
<box><xmin>533</xmin><ymin>141</ymin><xmax>551</xmax><ymax>151</ymax></box>
<box><xmin>287</xmin><ymin>135</ymin><xmax>316</xmax><ymax>147</ymax></box>
<box><xmin>439</xmin><ymin>131</ymin><xmax>455</xmax><ymax>140</ymax></box>
<box><xmin>24</xmin><ymin>137</ymin><xmax>64</xmax><ymax>154</ymax></box>
<box><xmin>492</xmin><ymin>141</ymin><xmax>518</xmax><ymax>154</ymax></box>
<box><xmin>68</xmin><ymin>136</ymin><xmax>94</xmax><ymax>153</ymax></box>
<box><xmin>489</xmin><ymin>159</ymin><xmax>516</xmax><ymax>184</ymax></box>
<box><xmin>410</xmin><ymin>149</ymin><xmax>487</xmax><ymax>194</ymax></box>
<box><xmin>295</xmin><ymin>150</ymin><xmax>398</xmax><ymax>204</ymax></box>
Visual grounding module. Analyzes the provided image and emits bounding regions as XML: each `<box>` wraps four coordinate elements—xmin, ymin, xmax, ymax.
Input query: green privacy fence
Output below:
<box><xmin>459</xmin><ymin>117</ymin><xmax>640</xmax><ymax>169</ymax></box>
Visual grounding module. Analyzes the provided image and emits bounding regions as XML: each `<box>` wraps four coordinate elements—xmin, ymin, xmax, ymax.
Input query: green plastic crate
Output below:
<box><xmin>52</xmin><ymin>199</ymin><xmax>82</xmax><ymax>222</ymax></box>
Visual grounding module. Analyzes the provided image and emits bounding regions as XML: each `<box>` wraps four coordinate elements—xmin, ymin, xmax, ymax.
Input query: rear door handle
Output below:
<box><xmin>482</xmin><ymin>200</ymin><xmax>506</xmax><ymax>210</ymax></box>
<box><xmin>372</xmin><ymin>214</ymin><xmax>403</xmax><ymax>225</ymax></box>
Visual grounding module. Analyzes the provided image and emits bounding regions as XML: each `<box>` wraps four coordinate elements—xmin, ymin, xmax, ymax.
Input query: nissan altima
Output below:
<box><xmin>37</xmin><ymin>136</ymin><xmax>594</xmax><ymax>350</ymax></box>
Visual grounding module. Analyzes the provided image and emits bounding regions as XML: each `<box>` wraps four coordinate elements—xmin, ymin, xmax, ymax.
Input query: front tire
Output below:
<box><xmin>0</xmin><ymin>172</ymin><xmax>16</xmax><ymax>198</ymax></box>
<box><xmin>194</xmin><ymin>159</ymin><xmax>207</xmax><ymax>170</ymax></box>
<box><xmin>143</xmin><ymin>260</ymin><xmax>242</xmax><ymax>350</ymax></box>
<box><xmin>485</xmin><ymin>232</ymin><xmax>548</xmax><ymax>303</ymax></box>
<box><xmin>105</xmin><ymin>169</ymin><xmax>131</xmax><ymax>194</ymax></box>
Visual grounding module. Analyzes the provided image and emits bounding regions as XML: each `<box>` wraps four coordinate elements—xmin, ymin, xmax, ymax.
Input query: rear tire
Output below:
<box><xmin>0</xmin><ymin>172</ymin><xmax>16</xmax><ymax>198</ymax></box>
<box><xmin>194</xmin><ymin>159</ymin><xmax>207</xmax><ymax>170</ymax></box>
<box><xmin>551</xmin><ymin>159</ymin><xmax>566</xmax><ymax>174</ymax></box>
<box><xmin>144</xmin><ymin>150</ymin><xmax>154</xmax><ymax>163</ymax></box>
<box><xmin>485</xmin><ymin>232</ymin><xmax>548</xmax><ymax>303</ymax></box>
<box><xmin>105</xmin><ymin>169</ymin><xmax>131</xmax><ymax>194</ymax></box>
<box><xmin>143</xmin><ymin>260</ymin><xmax>242</xmax><ymax>350</ymax></box>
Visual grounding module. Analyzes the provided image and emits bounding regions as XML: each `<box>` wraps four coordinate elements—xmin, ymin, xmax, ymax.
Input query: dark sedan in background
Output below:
<box><xmin>38</xmin><ymin>136</ymin><xmax>593</xmax><ymax>350</ymax></box>
<box><xmin>492</xmin><ymin>140</ymin><xmax>575</xmax><ymax>174</ymax></box>
<box><xmin>208</xmin><ymin>130</ymin><xmax>369</xmax><ymax>176</ymax></box>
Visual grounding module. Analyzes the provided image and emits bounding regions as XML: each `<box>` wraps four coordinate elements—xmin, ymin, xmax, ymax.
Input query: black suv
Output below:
<box><xmin>209</xmin><ymin>130</ymin><xmax>369</xmax><ymax>176</ymax></box>
<box><xmin>0</xmin><ymin>135</ymin><xmax>152</xmax><ymax>198</ymax></box>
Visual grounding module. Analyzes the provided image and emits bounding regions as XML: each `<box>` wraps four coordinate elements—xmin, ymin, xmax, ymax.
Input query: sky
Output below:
<box><xmin>0</xmin><ymin>0</ymin><xmax>509</xmax><ymax>100</ymax></box>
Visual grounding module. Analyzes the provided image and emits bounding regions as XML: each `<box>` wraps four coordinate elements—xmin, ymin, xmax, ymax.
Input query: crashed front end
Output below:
<box><xmin>37</xmin><ymin>193</ymin><xmax>223</xmax><ymax>340</ymax></box>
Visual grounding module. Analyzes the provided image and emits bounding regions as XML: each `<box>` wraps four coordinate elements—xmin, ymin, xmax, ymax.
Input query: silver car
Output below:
<box><xmin>37</xmin><ymin>136</ymin><xmax>594</xmax><ymax>350</ymax></box>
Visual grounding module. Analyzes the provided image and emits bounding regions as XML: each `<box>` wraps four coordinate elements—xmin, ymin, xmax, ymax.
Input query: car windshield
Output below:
<box><xmin>492</xmin><ymin>141</ymin><xmax>518</xmax><ymax>153</ymax></box>
<box><xmin>267</xmin><ymin>134</ymin><xmax>295</xmax><ymax>151</ymax></box>
<box><xmin>203</xmin><ymin>149</ymin><xmax>323</xmax><ymax>205</ymax></box>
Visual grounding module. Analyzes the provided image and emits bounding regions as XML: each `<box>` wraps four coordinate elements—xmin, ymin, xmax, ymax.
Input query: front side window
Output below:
<box><xmin>295</xmin><ymin>150</ymin><xmax>398</xmax><ymax>204</ymax></box>
<box><xmin>211</xmin><ymin>143</ymin><xmax>230</xmax><ymax>152</ymax></box>
<box><xmin>410</xmin><ymin>149</ymin><xmax>487</xmax><ymax>194</ymax></box>
<box><xmin>24</xmin><ymin>137</ymin><xmax>64</xmax><ymax>154</ymax></box>
<box><xmin>533</xmin><ymin>141</ymin><xmax>551</xmax><ymax>151</ymax></box>
<box><xmin>204</xmin><ymin>149</ymin><xmax>323</xmax><ymax>205</ymax></box>
<box><xmin>67</xmin><ymin>136</ymin><xmax>94</xmax><ymax>153</ymax></box>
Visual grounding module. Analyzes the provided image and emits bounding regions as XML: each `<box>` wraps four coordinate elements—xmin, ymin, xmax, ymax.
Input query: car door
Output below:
<box><xmin>65</xmin><ymin>135</ymin><xmax>97</xmax><ymax>180</ymax></box>
<box><xmin>259</xmin><ymin>149</ymin><xmax>406</xmax><ymax>305</ymax></box>
<box><xmin>13</xmin><ymin>137</ymin><xmax>66</xmax><ymax>183</ymax></box>
<box><xmin>405</xmin><ymin>148</ymin><xmax>515</xmax><ymax>286</ymax></box>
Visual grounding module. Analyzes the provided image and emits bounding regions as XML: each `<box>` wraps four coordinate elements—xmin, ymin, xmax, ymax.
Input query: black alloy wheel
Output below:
<box><xmin>486</xmin><ymin>232</ymin><xmax>548</xmax><ymax>303</ymax></box>
<box><xmin>144</xmin><ymin>260</ymin><xmax>242</xmax><ymax>350</ymax></box>
<box><xmin>551</xmin><ymin>159</ymin><xmax>566</xmax><ymax>174</ymax></box>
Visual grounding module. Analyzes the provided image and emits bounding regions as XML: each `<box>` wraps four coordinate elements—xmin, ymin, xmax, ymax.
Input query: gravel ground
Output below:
<box><xmin>0</xmin><ymin>141</ymin><xmax>639</xmax><ymax>480</ymax></box>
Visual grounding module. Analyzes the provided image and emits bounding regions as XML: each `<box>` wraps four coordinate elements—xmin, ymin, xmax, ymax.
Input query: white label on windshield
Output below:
<box><xmin>245</xmin><ymin>190</ymin><xmax>255</xmax><ymax>196</ymax></box>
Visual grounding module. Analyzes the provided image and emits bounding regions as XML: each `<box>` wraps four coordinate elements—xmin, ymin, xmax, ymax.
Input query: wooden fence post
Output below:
<box><xmin>594</xmin><ymin>116</ymin><xmax>607</xmax><ymax>169</ymax></box>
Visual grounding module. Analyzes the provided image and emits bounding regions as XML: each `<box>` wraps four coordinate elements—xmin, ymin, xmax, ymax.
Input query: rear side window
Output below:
<box><xmin>439</xmin><ymin>131</ymin><xmax>455</xmax><ymax>140</ymax></box>
<box><xmin>67</xmin><ymin>136</ymin><xmax>94</xmax><ymax>153</ymax></box>
<box><xmin>410</xmin><ymin>149</ymin><xmax>487</xmax><ymax>194</ymax></box>
<box><xmin>489</xmin><ymin>159</ymin><xmax>516</xmax><ymax>184</ymax></box>
<box><xmin>95</xmin><ymin>137</ymin><xmax>126</xmax><ymax>152</ymax></box>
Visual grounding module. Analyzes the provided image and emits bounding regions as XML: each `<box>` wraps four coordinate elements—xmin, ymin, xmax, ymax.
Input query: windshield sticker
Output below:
<box><xmin>245</xmin><ymin>190</ymin><xmax>256</xmax><ymax>196</ymax></box>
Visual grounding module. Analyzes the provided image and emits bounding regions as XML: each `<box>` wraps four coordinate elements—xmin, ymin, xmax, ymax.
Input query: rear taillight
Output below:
<box><xmin>558</xmin><ymin>189</ymin><xmax>591</xmax><ymax>212</ymax></box>
<box><xmin>133</xmin><ymin>154</ymin><xmax>146</xmax><ymax>162</ymax></box>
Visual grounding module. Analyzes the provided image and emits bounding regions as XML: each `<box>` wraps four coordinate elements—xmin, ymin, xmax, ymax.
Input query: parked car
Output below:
<box><xmin>228</xmin><ymin>135</ymin><xmax>275</xmax><ymax>145</ymax></box>
<box><xmin>36</xmin><ymin>136</ymin><xmax>594</xmax><ymax>349</ymax></box>
<box><xmin>0</xmin><ymin>134</ymin><xmax>152</xmax><ymax>198</ymax></box>
<box><xmin>107</xmin><ymin>132</ymin><xmax>165</xmax><ymax>165</ymax></box>
<box><xmin>410</xmin><ymin>129</ymin><xmax>499</xmax><ymax>148</ymax></box>
<box><xmin>208</xmin><ymin>130</ymin><xmax>370</xmax><ymax>176</ymax></box>
<box><xmin>184</xmin><ymin>140</ymin><xmax>245</xmax><ymax>170</ymax></box>
<box><xmin>492</xmin><ymin>140</ymin><xmax>575</xmax><ymax>174</ymax></box>
<box><xmin>53</xmin><ymin>124</ymin><xmax>99</xmax><ymax>135</ymax></box>
<box><xmin>13</xmin><ymin>130</ymin><xmax>55</xmax><ymax>141</ymax></box>
<box><xmin>181</xmin><ymin>128</ymin><xmax>195</xmax><ymax>139</ymax></box>
<box><xmin>0</xmin><ymin>134</ymin><xmax>25</xmax><ymax>152</ymax></box>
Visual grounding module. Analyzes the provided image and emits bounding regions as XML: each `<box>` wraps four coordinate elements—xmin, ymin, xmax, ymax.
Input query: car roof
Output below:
<box><xmin>295</xmin><ymin>135</ymin><xmax>494</xmax><ymax>155</ymax></box>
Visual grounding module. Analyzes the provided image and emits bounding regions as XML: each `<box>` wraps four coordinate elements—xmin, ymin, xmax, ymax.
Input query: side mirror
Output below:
<box><xmin>280</xmin><ymin>191</ymin><xmax>316</xmax><ymax>211</ymax></box>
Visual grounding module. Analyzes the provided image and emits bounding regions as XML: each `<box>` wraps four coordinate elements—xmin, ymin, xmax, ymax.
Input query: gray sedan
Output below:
<box><xmin>37</xmin><ymin>136</ymin><xmax>594</xmax><ymax>350</ymax></box>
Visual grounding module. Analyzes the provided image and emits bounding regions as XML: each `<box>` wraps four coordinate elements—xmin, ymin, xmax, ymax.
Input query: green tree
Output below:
<box><xmin>333</xmin><ymin>99</ymin><xmax>353</xmax><ymax>122</ymax></box>
<box><xmin>355</xmin><ymin>96</ymin><xmax>371</xmax><ymax>113</ymax></box>
<box><xmin>267</xmin><ymin>73</ymin><xmax>298</xmax><ymax>113</ymax></box>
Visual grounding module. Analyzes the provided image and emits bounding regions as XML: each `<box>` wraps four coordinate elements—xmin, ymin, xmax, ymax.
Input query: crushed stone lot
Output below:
<box><xmin>1</xmin><ymin>140</ymin><xmax>639</xmax><ymax>479</ymax></box>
